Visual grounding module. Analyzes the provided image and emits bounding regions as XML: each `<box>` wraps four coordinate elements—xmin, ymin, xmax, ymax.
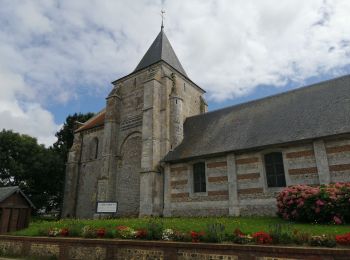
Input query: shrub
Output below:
<box><xmin>105</xmin><ymin>229</ymin><xmax>116</xmax><ymax>238</ymax></box>
<box><xmin>336</xmin><ymin>233</ymin><xmax>350</xmax><ymax>246</ymax></box>
<box><xmin>66</xmin><ymin>225</ymin><xmax>81</xmax><ymax>237</ymax></box>
<box><xmin>115</xmin><ymin>226</ymin><xmax>136</xmax><ymax>239</ymax></box>
<box><xmin>276</xmin><ymin>183</ymin><xmax>350</xmax><ymax>224</ymax></box>
<box><xmin>145</xmin><ymin>219</ymin><xmax>163</xmax><ymax>240</ymax></box>
<box><xmin>292</xmin><ymin>229</ymin><xmax>310</xmax><ymax>245</ymax></box>
<box><xmin>309</xmin><ymin>235</ymin><xmax>336</xmax><ymax>247</ymax></box>
<box><xmin>205</xmin><ymin>222</ymin><xmax>226</xmax><ymax>243</ymax></box>
<box><xmin>232</xmin><ymin>229</ymin><xmax>253</xmax><ymax>244</ymax></box>
<box><xmin>172</xmin><ymin>230</ymin><xmax>191</xmax><ymax>242</ymax></box>
<box><xmin>252</xmin><ymin>231</ymin><xmax>273</xmax><ymax>244</ymax></box>
<box><xmin>268</xmin><ymin>224</ymin><xmax>293</xmax><ymax>244</ymax></box>
<box><xmin>38</xmin><ymin>227</ymin><xmax>48</xmax><ymax>236</ymax></box>
<box><xmin>81</xmin><ymin>225</ymin><xmax>97</xmax><ymax>238</ymax></box>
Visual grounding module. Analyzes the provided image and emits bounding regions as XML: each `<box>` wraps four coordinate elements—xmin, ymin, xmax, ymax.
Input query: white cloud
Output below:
<box><xmin>0</xmin><ymin>100</ymin><xmax>59</xmax><ymax>146</ymax></box>
<box><xmin>169</xmin><ymin>0</ymin><xmax>350</xmax><ymax>100</ymax></box>
<box><xmin>0</xmin><ymin>0</ymin><xmax>350</xmax><ymax>144</ymax></box>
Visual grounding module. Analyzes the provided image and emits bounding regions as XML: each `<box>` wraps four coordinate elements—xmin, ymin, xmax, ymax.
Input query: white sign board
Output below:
<box><xmin>96</xmin><ymin>202</ymin><xmax>118</xmax><ymax>213</ymax></box>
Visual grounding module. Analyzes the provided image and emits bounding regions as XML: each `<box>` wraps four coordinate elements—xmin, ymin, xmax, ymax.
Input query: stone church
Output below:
<box><xmin>62</xmin><ymin>27</ymin><xmax>350</xmax><ymax>218</ymax></box>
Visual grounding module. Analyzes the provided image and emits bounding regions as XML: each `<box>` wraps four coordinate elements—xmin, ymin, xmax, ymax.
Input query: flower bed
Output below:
<box><xmin>277</xmin><ymin>183</ymin><xmax>350</xmax><ymax>224</ymax></box>
<box><xmin>43</xmin><ymin>220</ymin><xmax>350</xmax><ymax>248</ymax></box>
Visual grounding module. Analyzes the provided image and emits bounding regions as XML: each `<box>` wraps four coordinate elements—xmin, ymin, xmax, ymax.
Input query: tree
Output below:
<box><xmin>0</xmin><ymin>113</ymin><xmax>94</xmax><ymax>213</ymax></box>
<box><xmin>0</xmin><ymin>130</ymin><xmax>62</xmax><ymax>211</ymax></box>
<box><xmin>0</xmin><ymin>130</ymin><xmax>39</xmax><ymax>186</ymax></box>
<box><xmin>53</xmin><ymin>113</ymin><xmax>94</xmax><ymax>161</ymax></box>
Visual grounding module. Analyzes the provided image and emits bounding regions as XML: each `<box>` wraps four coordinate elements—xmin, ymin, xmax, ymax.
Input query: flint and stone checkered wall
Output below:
<box><xmin>165</xmin><ymin>136</ymin><xmax>350</xmax><ymax>216</ymax></box>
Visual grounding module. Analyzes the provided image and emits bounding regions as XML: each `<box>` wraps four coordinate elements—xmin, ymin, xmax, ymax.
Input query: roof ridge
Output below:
<box><xmin>187</xmin><ymin>74</ymin><xmax>350</xmax><ymax>121</ymax></box>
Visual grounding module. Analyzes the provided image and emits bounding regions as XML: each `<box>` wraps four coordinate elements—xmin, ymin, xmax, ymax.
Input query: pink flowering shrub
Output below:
<box><xmin>277</xmin><ymin>183</ymin><xmax>350</xmax><ymax>224</ymax></box>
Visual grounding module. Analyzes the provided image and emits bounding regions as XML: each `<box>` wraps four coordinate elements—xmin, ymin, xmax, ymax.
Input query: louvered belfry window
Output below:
<box><xmin>264</xmin><ymin>152</ymin><xmax>286</xmax><ymax>187</ymax></box>
<box><xmin>193</xmin><ymin>162</ymin><xmax>206</xmax><ymax>192</ymax></box>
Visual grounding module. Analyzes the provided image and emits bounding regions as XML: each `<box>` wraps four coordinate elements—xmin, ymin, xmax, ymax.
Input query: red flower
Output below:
<box><xmin>60</xmin><ymin>228</ymin><xmax>69</xmax><ymax>237</ymax></box>
<box><xmin>233</xmin><ymin>228</ymin><xmax>244</xmax><ymax>236</ymax></box>
<box><xmin>190</xmin><ymin>231</ymin><xmax>205</xmax><ymax>243</ymax></box>
<box><xmin>336</xmin><ymin>233</ymin><xmax>350</xmax><ymax>245</ymax></box>
<box><xmin>135</xmin><ymin>229</ymin><xmax>147</xmax><ymax>239</ymax></box>
<box><xmin>252</xmin><ymin>231</ymin><xmax>272</xmax><ymax>244</ymax></box>
<box><xmin>116</xmin><ymin>225</ymin><xmax>128</xmax><ymax>231</ymax></box>
<box><xmin>96</xmin><ymin>228</ymin><xmax>106</xmax><ymax>238</ymax></box>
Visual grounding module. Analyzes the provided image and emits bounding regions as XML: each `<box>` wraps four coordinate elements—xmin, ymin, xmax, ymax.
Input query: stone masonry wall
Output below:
<box><xmin>166</xmin><ymin>136</ymin><xmax>350</xmax><ymax>217</ymax></box>
<box><xmin>113</xmin><ymin>70</ymin><xmax>144</xmax><ymax>216</ymax></box>
<box><xmin>1</xmin><ymin>235</ymin><xmax>350</xmax><ymax>260</ymax></box>
<box><xmin>325</xmin><ymin>138</ymin><xmax>350</xmax><ymax>183</ymax></box>
<box><xmin>116</xmin><ymin>134</ymin><xmax>142</xmax><ymax>216</ymax></box>
<box><xmin>284</xmin><ymin>144</ymin><xmax>319</xmax><ymax>186</ymax></box>
<box><xmin>76</xmin><ymin>128</ymin><xmax>104</xmax><ymax>218</ymax></box>
<box><xmin>235</xmin><ymin>152</ymin><xmax>274</xmax><ymax>216</ymax></box>
<box><xmin>162</xmin><ymin>65</ymin><xmax>205</xmax><ymax>121</ymax></box>
<box><xmin>68</xmin><ymin>61</ymin><xmax>207</xmax><ymax>218</ymax></box>
<box><xmin>168</xmin><ymin>157</ymin><xmax>229</xmax><ymax>216</ymax></box>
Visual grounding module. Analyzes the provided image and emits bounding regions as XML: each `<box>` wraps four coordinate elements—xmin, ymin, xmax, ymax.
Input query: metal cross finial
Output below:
<box><xmin>161</xmin><ymin>10</ymin><xmax>165</xmax><ymax>30</ymax></box>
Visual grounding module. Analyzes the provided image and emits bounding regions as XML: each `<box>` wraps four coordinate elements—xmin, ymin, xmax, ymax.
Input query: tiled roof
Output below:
<box><xmin>164</xmin><ymin>75</ymin><xmax>350</xmax><ymax>162</ymax></box>
<box><xmin>75</xmin><ymin>109</ymin><xmax>106</xmax><ymax>132</ymax></box>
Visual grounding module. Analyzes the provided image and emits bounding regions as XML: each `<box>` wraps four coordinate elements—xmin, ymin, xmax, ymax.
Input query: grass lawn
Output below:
<box><xmin>13</xmin><ymin>216</ymin><xmax>350</xmax><ymax>237</ymax></box>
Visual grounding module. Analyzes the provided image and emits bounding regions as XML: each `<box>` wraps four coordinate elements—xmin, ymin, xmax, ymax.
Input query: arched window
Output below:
<box><xmin>193</xmin><ymin>162</ymin><xmax>206</xmax><ymax>193</ymax></box>
<box><xmin>264</xmin><ymin>152</ymin><xmax>286</xmax><ymax>187</ymax></box>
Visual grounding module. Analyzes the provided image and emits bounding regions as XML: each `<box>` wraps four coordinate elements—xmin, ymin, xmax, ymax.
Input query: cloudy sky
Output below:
<box><xmin>1</xmin><ymin>0</ymin><xmax>350</xmax><ymax>146</ymax></box>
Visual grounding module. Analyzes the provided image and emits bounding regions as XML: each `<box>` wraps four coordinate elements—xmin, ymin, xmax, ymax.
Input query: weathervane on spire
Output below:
<box><xmin>161</xmin><ymin>10</ymin><xmax>165</xmax><ymax>30</ymax></box>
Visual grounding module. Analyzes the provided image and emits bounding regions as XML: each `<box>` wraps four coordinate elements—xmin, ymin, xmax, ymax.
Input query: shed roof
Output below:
<box><xmin>0</xmin><ymin>186</ymin><xmax>35</xmax><ymax>208</ymax></box>
<box><xmin>164</xmin><ymin>75</ymin><xmax>350</xmax><ymax>162</ymax></box>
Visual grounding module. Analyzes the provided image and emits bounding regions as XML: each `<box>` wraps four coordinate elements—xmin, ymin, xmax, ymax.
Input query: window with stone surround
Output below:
<box><xmin>193</xmin><ymin>162</ymin><xmax>206</xmax><ymax>192</ymax></box>
<box><xmin>264</xmin><ymin>152</ymin><xmax>286</xmax><ymax>187</ymax></box>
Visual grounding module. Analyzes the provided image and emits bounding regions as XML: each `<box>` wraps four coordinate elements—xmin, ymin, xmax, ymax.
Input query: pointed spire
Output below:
<box><xmin>133</xmin><ymin>29</ymin><xmax>187</xmax><ymax>76</ymax></box>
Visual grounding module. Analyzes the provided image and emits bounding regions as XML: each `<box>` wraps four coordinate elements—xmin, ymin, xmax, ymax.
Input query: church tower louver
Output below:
<box><xmin>62</xmin><ymin>28</ymin><xmax>207</xmax><ymax>218</ymax></box>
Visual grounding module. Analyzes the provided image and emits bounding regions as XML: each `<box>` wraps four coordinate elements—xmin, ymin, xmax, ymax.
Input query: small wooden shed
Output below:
<box><xmin>0</xmin><ymin>186</ymin><xmax>35</xmax><ymax>234</ymax></box>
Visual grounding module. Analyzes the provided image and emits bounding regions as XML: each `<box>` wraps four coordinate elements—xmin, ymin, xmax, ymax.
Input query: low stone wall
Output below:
<box><xmin>0</xmin><ymin>235</ymin><xmax>350</xmax><ymax>260</ymax></box>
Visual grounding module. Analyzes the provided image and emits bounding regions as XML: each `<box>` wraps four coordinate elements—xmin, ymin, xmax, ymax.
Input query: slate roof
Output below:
<box><xmin>75</xmin><ymin>109</ymin><xmax>106</xmax><ymax>133</ymax></box>
<box><xmin>133</xmin><ymin>29</ymin><xmax>187</xmax><ymax>76</ymax></box>
<box><xmin>0</xmin><ymin>186</ymin><xmax>35</xmax><ymax>208</ymax></box>
<box><xmin>164</xmin><ymin>75</ymin><xmax>350</xmax><ymax>162</ymax></box>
